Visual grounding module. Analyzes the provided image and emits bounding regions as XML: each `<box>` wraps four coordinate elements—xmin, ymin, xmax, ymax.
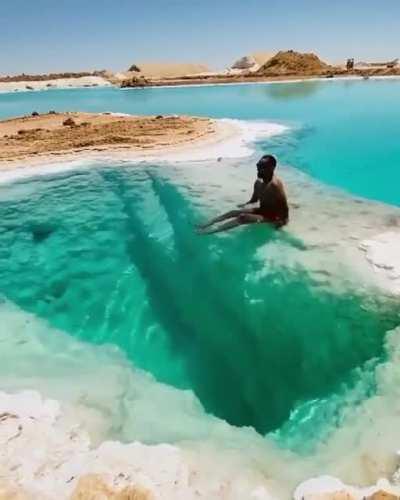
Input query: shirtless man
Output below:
<box><xmin>197</xmin><ymin>154</ymin><xmax>289</xmax><ymax>234</ymax></box>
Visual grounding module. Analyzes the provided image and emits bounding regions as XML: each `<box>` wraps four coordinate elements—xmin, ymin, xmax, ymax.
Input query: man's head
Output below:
<box><xmin>257</xmin><ymin>154</ymin><xmax>277</xmax><ymax>181</ymax></box>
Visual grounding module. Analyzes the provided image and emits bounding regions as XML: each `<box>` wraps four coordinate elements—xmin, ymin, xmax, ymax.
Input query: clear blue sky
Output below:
<box><xmin>2</xmin><ymin>0</ymin><xmax>400</xmax><ymax>75</ymax></box>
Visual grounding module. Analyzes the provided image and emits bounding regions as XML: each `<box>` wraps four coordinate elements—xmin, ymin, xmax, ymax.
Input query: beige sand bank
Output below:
<box><xmin>0</xmin><ymin>112</ymin><xmax>223</xmax><ymax>165</ymax></box>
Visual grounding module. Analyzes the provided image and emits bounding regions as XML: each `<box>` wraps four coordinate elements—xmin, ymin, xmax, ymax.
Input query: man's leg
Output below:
<box><xmin>197</xmin><ymin>208</ymin><xmax>255</xmax><ymax>230</ymax></box>
<box><xmin>198</xmin><ymin>213</ymin><xmax>264</xmax><ymax>234</ymax></box>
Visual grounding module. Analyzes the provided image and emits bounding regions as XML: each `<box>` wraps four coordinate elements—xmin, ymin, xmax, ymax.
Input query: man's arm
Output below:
<box><xmin>238</xmin><ymin>180</ymin><xmax>260</xmax><ymax>207</ymax></box>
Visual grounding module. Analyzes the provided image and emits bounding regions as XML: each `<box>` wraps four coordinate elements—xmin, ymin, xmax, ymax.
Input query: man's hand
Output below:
<box><xmin>237</xmin><ymin>201</ymin><xmax>258</xmax><ymax>208</ymax></box>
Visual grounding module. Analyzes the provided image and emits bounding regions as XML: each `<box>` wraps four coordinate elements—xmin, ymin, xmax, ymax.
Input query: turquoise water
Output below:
<box><xmin>1</xmin><ymin>81</ymin><xmax>400</xmax><ymax>453</ymax></box>
<box><xmin>1</xmin><ymin>79</ymin><xmax>400</xmax><ymax>205</ymax></box>
<box><xmin>0</xmin><ymin>165</ymin><xmax>398</xmax><ymax>442</ymax></box>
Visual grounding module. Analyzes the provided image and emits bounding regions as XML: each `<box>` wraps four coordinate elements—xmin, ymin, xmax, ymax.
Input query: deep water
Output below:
<box><xmin>0</xmin><ymin>164</ymin><xmax>398</xmax><ymax>441</ymax></box>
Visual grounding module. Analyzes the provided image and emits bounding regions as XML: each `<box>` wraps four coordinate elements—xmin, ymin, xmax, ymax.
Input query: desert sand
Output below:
<box><xmin>113</xmin><ymin>62</ymin><xmax>210</xmax><ymax>81</ymax></box>
<box><xmin>0</xmin><ymin>112</ymin><xmax>222</xmax><ymax>164</ymax></box>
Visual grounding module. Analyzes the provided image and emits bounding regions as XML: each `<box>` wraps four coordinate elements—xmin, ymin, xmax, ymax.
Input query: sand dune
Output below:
<box><xmin>130</xmin><ymin>61</ymin><xmax>210</xmax><ymax>79</ymax></box>
<box><xmin>252</xmin><ymin>51</ymin><xmax>274</xmax><ymax>66</ymax></box>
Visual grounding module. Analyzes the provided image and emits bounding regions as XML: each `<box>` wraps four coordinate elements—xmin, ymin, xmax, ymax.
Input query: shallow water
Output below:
<box><xmin>1</xmin><ymin>79</ymin><xmax>400</xmax><ymax>205</ymax></box>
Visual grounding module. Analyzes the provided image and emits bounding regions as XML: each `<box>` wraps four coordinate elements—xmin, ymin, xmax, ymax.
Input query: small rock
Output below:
<box><xmin>49</xmin><ymin>110</ymin><xmax>57</xmax><ymax>114</ymax></box>
<box><xmin>31</xmin><ymin>111</ymin><xmax>39</xmax><ymax>117</ymax></box>
<box><xmin>155</xmin><ymin>115</ymin><xmax>163</xmax><ymax>119</ymax></box>
<box><xmin>26</xmin><ymin>85</ymin><xmax>34</xmax><ymax>90</ymax></box>
<box><xmin>128</xmin><ymin>63</ymin><xmax>141</xmax><ymax>72</ymax></box>
<box><xmin>63</xmin><ymin>117</ymin><xmax>76</xmax><ymax>127</ymax></box>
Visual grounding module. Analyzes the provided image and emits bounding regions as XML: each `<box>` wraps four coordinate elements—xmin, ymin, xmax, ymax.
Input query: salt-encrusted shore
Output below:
<box><xmin>0</xmin><ymin>76</ymin><xmax>111</xmax><ymax>93</ymax></box>
<box><xmin>1</xmin><ymin>390</ymin><xmax>400</xmax><ymax>499</ymax></box>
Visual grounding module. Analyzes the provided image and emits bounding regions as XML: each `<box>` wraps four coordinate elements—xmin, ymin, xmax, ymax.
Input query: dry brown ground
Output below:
<box><xmin>0</xmin><ymin>112</ymin><xmax>217</xmax><ymax>162</ymax></box>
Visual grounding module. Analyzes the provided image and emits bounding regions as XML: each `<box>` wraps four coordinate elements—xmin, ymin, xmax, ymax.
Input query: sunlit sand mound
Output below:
<box><xmin>257</xmin><ymin>50</ymin><xmax>332</xmax><ymax>76</ymax></box>
<box><xmin>252</xmin><ymin>51</ymin><xmax>275</xmax><ymax>66</ymax></box>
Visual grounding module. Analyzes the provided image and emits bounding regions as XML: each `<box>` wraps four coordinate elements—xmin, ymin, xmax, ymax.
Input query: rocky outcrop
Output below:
<box><xmin>256</xmin><ymin>50</ymin><xmax>334</xmax><ymax>76</ymax></box>
<box><xmin>120</xmin><ymin>76</ymin><xmax>149</xmax><ymax>88</ymax></box>
<box><xmin>231</xmin><ymin>55</ymin><xmax>258</xmax><ymax>70</ymax></box>
<box><xmin>127</xmin><ymin>64</ymin><xmax>141</xmax><ymax>73</ymax></box>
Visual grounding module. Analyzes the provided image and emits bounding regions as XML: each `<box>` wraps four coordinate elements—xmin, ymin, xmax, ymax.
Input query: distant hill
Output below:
<box><xmin>256</xmin><ymin>50</ymin><xmax>332</xmax><ymax>76</ymax></box>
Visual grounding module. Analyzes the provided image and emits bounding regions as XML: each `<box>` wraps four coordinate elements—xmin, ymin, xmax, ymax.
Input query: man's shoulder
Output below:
<box><xmin>272</xmin><ymin>176</ymin><xmax>286</xmax><ymax>190</ymax></box>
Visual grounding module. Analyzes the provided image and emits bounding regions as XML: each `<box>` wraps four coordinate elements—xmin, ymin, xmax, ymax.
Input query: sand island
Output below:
<box><xmin>0</xmin><ymin>112</ymin><xmax>225</xmax><ymax>165</ymax></box>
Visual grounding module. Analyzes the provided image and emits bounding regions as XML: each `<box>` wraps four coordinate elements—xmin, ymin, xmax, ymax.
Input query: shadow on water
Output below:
<box><xmin>262</xmin><ymin>81</ymin><xmax>323</xmax><ymax>101</ymax></box>
<box><xmin>99</xmin><ymin>169</ymin><xmax>398</xmax><ymax>436</ymax></box>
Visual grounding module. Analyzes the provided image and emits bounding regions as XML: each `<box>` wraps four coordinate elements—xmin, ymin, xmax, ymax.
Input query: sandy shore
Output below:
<box><xmin>0</xmin><ymin>112</ymin><xmax>230</xmax><ymax>166</ymax></box>
<box><xmin>2</xmin><ymin>70</ymin><xmax>400</xmax><ymax>94</ymax></box>
<box><xmin>0</xmin><ymin>76</ymin><xmax>111</xmax><ymax>93</ymax></box>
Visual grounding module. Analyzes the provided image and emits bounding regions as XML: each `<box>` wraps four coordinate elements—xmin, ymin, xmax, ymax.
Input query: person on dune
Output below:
<box><xmin>197</xmin><ymin>154</ymin><xmax>289</xmax><ymax>234</ymax></box>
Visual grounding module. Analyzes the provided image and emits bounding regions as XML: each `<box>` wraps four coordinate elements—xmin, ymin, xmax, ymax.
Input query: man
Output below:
<box><xmin>197</xmin><ymin>154</ymin><xmax>289</xmax><ymax>234</ymax></box>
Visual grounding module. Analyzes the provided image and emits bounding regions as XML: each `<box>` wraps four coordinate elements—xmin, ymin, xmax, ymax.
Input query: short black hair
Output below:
<box><xmin>257</xmin><ymin>154</ymin><xmax>277</xmax><ymax>169</ymax></box>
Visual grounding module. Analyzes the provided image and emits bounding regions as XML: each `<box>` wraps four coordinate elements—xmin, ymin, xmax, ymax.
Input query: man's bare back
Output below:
<box><xmin>197</xmin><ymin>155</ymin><xmax>289</xmax><ymax>235</ymax></box>
<box><xmin>252</xmin><ymin>176</ymin><xmax>288</xmax><ymax>221</ymax></box>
